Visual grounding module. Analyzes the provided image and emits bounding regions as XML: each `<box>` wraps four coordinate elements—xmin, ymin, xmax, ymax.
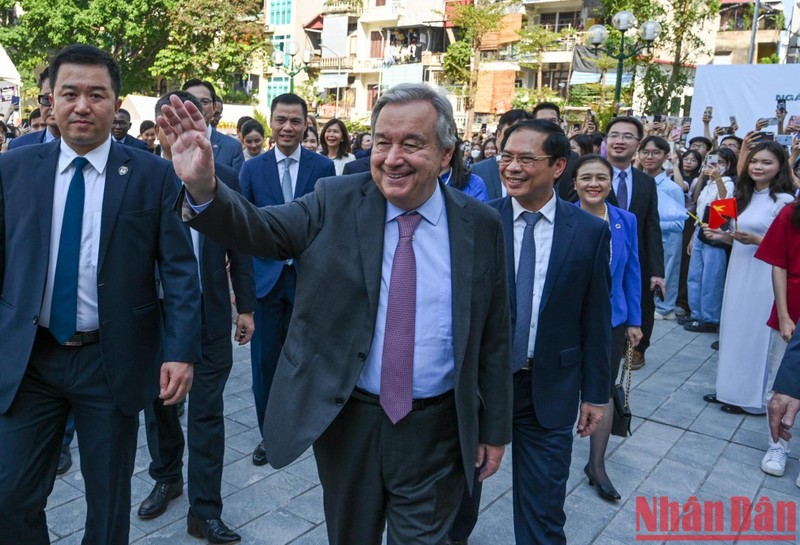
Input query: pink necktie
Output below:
<box><xmin>380</xmin><ymin>213</ymin><xmax>423</xmax><ymax>424</ymax></box>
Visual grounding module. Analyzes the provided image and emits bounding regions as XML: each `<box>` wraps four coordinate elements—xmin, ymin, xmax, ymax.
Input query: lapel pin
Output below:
<box><xmin>615</xmin><ymin>223</ymin><xmax>621</xmax><ymax>229</ymax></box>
<box><xmin>118</xmin><ymin>166</ymin><xmax>129</xmax><ymax>175</ymax></box>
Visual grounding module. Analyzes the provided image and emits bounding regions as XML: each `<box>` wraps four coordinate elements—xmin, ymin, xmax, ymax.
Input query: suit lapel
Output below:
<box><xmin>355</xmin><ymin>181</ymin><xmax>386</xmax><ymax>323</ymax></box>
<box><xmin>98</xmin><ymin>144</ymin><xmax>132</xmax><ymax>272</ymax></box>
<box><xmin>498</xmin><ymin>198</ymin><xmax>516</xmax><ymax>317</ymax></box>
<box><xmin>539</xmin><ymin>198</ymin><xmax>577</xmax><ymax>316</ymax></box>
<box><xmin>444</xmin><ymin>185</ymin><xmax>473</xmax><ymax>370</ymax></box>
<box><xmin>264</xmin><ymin>151</ymin><xmax>284</xmax><ymax>204</ymax></box>
<box><xmin>295</xmin><ymin>149</ymin><xmax>314</xmax><ymax>198</ymax></box>
<box><xmin>33</xmin><ymin>142</ymin><xmax>61</xmax><ymax>266</ymax></box>
<box><xmin>210</xmin><ymin>129</ymin><xmax>221</xmax><ymax>158</ymax></box>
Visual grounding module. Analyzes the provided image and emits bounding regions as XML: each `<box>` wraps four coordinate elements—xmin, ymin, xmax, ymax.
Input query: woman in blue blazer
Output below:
<box><xmin>574</xmin><ymin>154</ymin><xmax>642</xmax><ymax>501</ymax></box>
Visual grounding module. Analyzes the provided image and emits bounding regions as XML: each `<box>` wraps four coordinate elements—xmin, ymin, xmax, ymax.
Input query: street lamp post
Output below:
<box><xmin>272</xmin><ymin>40</ymin><xmax>312</xmax><ymax>93</ymax></box>
<box><xmin>588</xmin><ymin>11</ymin><xmax>661</xmax><ymax>104</ymax></box>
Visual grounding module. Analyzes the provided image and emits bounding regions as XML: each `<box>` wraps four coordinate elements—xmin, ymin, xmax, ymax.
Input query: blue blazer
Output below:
<box><xmin>471</xmin><ymin>157</ymin><xmax>502</xmax><ymax>200</ymax></box>
<box><xmin>774</xmin><ymin>326</ymin><xmax>800</xmax><ymax>398</ymax></box>
<box><xmin>8</xmin><ymin>129</ymin><xmax>48</xmax><ymax>150</ymax></box>
<box><xmin>0</xmin><ymin>141</ymin><xmax>201</xmax><ymax>416</ymax></box>
<box><xmin>239</xmin><ymin>147</ymin><xmax>336</xmax><ymax>297</ymax></box>
<box><xmin>491</xmin><ymin>195</ymin><xmax>611</xmax><ymax>427</ymax></box>
<box><xmin>607</xmin><ymin>205</ymin><xmax>642</xmax><ymax>328</ymax></box>
<box><xmin>210</xmin><ymin>128</ymin><xmax>244</xmax><ymax>173</ymax></box>
<box><xmin>117</xmin><ymin>134</ymin><xmax>149</xmax><ymax>150</ymax></box>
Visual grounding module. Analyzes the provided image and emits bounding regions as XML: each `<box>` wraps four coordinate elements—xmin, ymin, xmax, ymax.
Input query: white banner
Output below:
<box><xmin>690</xmin><ymin>64</ymin><xmax>800</xmax><ymax>140</ymax></box>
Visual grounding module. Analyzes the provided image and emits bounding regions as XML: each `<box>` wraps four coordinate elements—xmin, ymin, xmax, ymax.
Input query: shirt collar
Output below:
<box><xmin>653</xmin><ymin>170</ymin><xmax>667</xmax><ymax>184</ymax></box>
<box><xmin>385</xmin><ymin>182</ymin><xmax>444</xmax><ymax>227</ymax></box>
<box><xmin>274</xmin><ymin>145</ymin><xmax>302</xmax><ymax>164</ymax></box>
<box><xmin>612</xmin><ymin>164</ymin><xmax>633</xmax><ymax>180</ymax></box>
<box><xmin>511</xmin><ymin>189</ymin><xmax>557</xmax><ymax>224</ymax></box>
<box><xmin>44</xmin><ymin>127</ymin><xmax>57</xmax><ymax>143</ymax></box>
<box><xmin>206</xmin><ymin>125</ymin><xmax>213</xmax><ymax>138</ymax></box>
<box><xmin>58</xmin><ymin>136</ymin><xmax>112</xmax><ymax>176</ymax></box>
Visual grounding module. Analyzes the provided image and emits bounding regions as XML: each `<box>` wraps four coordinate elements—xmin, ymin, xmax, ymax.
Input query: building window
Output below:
<box><xmin>270</xmin><ymin>0</ymin><xmax>292</xmax><ymax>26</ymax></box>
<box><xmin>266</xmin><ymin>77</ymin><xmax>290</xmax><ymax>107</ymax></box>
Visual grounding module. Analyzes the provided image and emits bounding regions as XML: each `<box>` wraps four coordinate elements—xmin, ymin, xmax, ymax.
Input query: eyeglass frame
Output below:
<box><xmin>498</xmin><ymin>152</ymin><xmax>553</xmax><ymax>167</ymax></box>
<box><xmin>37</xmin><ymin>94</ymin><xmax>51</xmax><ymax>107</ymax></box>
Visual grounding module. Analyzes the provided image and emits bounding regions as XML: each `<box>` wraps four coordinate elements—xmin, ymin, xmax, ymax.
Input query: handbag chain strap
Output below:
<box><xmin>619</xmin><ymin>341</ymin><xmax>634</xmax><ymax>409</ymax></box>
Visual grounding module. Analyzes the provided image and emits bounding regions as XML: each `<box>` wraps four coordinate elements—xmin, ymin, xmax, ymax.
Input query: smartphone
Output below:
<box><xmin>653</xmin><ymin>285</ymin><xmax>664</xmax><ymax>301</ymax></box>
<box><xmin>681</xmin><ymin>116</ymin><xmax>691</xmax><ymax>126</ymax></box>
<box><xmin>729</xmin><ymin>115</ymin><xmax>737</xmax><ymax>126</ymax></box>
<box><xmin>626</xmin><ymin>108</ymin><xmax>634</xmax><ymax>116</ymax></box>
<box><xmin>755</xmin><ymin>131</ymin><xmax>775</xmax><ymax>142</ymax></box>
<box><xmin>572</xmin><ymin>123</ymin><xmax>581</xmax><ymax>131</ymax></box>
<box><xmin>759</xmin><ymin>117</ymin><xmax>779</xmax><ymax>126</ymax></box>
<box><xmin>789</xmin><ymin>115</ymin><xmax>800</xmax><ymax>126</ymax></box>
<box><xmin>704</xmin><ymin>106</ymin><xmax>713</xmax><ymax>116</ymax></box>
<box><xmin>706</xmin><ymin>153</ymin><xmax>719</xmax><ymax>167</ymax></box>
<box><xmin>776</xmin><ymin>134</ymin><xmax>793</xmax><ymax>147</ymax></box>
<box><xmin>653</xmin><ymin>114</ymin><xmax>664</xmax><ymax>123</ymax></box>
<box><xmin>722</xmin><ymin>126</ymin><xmax>735</xmax><ymax>135</ymax></box>
<box><xmin>778</xmin><ymin>98</ymin><xmax>787</xmax><ymax>113</ymax></box>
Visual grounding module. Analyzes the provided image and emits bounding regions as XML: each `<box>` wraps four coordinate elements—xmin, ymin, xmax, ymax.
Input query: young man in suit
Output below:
<box><xmin>605</xmin><ymin>117</ymin><xmax>665</xmax><ymax>369</ymax></box>
<box><xmin>239</xmin><ymin>93</ymin><xmax>335</xmax><ymax>466</ymax></box>
<box><xmin>110</xmin><ymin>108</ymin><xmax>148</xmax><ymax>150</ymax></box>
<box><xmin>182</xmin><ymin>79</ymin><xmax>244</xmax><ymax>173</ymax></box>
<box><xmin>137</xmin><ymin>91</ymin><xmax>256</xmax><ymax>544</ymax></box>
<box><xmin>161</xmin><ymin>82</ymin><xmax>512</xmax><ymax>545</ymax></box>
<box><xmin>0</xmin><ymin>44</ymin><xmax>200</xmax><ymax>544</ymax></box>
<box><xmin>9</xmin><ymin>68</ymin><xmax>60</xmax><ymax>149</ymax></box>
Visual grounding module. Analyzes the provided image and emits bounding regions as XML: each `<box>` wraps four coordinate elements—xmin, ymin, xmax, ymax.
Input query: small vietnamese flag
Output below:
<box><xmin>708</xmin><ymin>198</ymin><xmax>738</xmax><ymax>230</ymax></box>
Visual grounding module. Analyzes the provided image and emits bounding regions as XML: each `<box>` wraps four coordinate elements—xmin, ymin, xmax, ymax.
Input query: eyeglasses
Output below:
<box><xmin>37</xmin><ymin>94</ymin><xmax>51</xmax><ymax>107</ymax></box>
<box><xmin>111</xmin><ymin>120</ymin><xmax>131</xmax><ymax>126</ymax></box>
<box><xmin>498</xmin><ymin>153</ymin><xmax>552</xmax><ymax>167</ymax></box>
<box><xmin>638</xmin><ymin>150</ymin><xmax>664</xmax><ymax>157</ymax></box>
<box><xmin>607</xmin><ymin>132</ymin><xmax>639</xmax><ymax>142</ymax></box>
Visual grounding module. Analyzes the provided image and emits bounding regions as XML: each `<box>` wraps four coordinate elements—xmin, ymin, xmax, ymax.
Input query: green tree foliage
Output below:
<box><xmin>516</xmin><ymin>23</ymin><xmax>561</xmax><ymax>101</ymax></box>
<box><xmin>601</xmin><ymin>0</ymin><xmax>720</xmax><ymax>114</ymax></box>
<box><xmin>0</xmin><ymin>0</ymin><xmax>271</xmax><ymax>96</ymax></box>
<box><xmin>444</xmin><ymin>0</ymin><xmax>516</xmax><ymax>138</ymax></box>
<box><xmin>442</xmin><ymin>39</ymin><xmax>472</xmax><ymax>88</ymax></box>
<box><xmin>150</xmin><ymin>0</ymin><xmax>271</xmax><ymax>91</ymax></box>
<box><xmin>0</xmin><ymin>0</ymin><xmax>173</xmax><ymax>94</ymax></box>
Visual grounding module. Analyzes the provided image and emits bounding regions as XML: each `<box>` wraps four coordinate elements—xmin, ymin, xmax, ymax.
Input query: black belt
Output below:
<box><xmin>351</xmin><ymin>387</ymin><xmax>454</xmax><ymax>411</ymax></box>
<box><xmin>521</xmin><ymin>358</ymin><xmax>535</xmax><ymax>371</ymax></box>
<box><xmin>41</xmin><ymin>328</ymin><xmax>101</xmax><ymax>347</ymax></box>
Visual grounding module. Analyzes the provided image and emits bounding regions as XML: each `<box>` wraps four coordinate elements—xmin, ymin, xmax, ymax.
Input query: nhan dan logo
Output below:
<box><xmin>635</xmin><ymin>496</ymin><xmax>797</xmax><ymax>541</ymax></box>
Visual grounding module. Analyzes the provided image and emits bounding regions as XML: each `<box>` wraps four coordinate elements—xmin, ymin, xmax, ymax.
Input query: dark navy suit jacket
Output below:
<box><xmin>775</xmin><ymin>327</ymin><xmax>800</xmax><ymax>398</ymax></box>
<box><xmin>490</xmin><ymin>195</ymin><xmax>612</xmax><ymax>428</ymax></box>
<box><xmin>0</xmin><ymin>141</ymin><xmax>201</xmax><ymax>416</ymax></box>
<box><xmin>239</xmin><ymin>146</ymin><xmax>335</xmax><ymax>297</ymax></box>
<box><xmin>8</xmin><ymin>129</ymin><xmax>48</xmax><ymax>150</ymax></box>
<box><xmin>117</xmin><ymin>134</ymin><xmax>149</xmax><ymax>151</ymax></box>
<box><xmin>210</xmin><ymin>128</ymin><xmax>244</xmax><ymax>173</ymax></box>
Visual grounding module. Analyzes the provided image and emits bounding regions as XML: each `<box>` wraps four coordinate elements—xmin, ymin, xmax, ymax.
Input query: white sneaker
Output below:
<box><xmin>654</xmin><ymin>311</ymin><xmax>676</xmax><ymax>321</ymax></box>
<box><xmin>761</xmin><ymin>443</ymin><xmax>789</xmax><ymax>477</ymax></box>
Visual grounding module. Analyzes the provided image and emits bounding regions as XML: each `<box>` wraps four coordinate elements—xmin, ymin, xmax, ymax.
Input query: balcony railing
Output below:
<box><xmin>321</xmin><ymin>1</ymin><xmax>362</xmax><ymax>15</ymax></box>
<box><xmin>314</xmin><ymin>56</ymin><xmax>355</xmax><ymax>70</ymax></box>
<box><xmin>353</xmin><ymin>58</ymin><xmax>386</xmax><ymax>72</ymax></box>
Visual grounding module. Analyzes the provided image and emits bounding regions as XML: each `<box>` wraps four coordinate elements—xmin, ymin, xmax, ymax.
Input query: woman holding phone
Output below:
<box><xmin>703</xmin><ymin>142</ymin><xmax>795</xmax><ymax>414</ymax></box>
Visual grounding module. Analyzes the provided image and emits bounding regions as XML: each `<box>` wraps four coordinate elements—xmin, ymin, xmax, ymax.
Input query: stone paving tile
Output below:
<box><xmin>49</xmin><ymin>322</ymin><xmax>800</xmax><ymax>544</ymax></box>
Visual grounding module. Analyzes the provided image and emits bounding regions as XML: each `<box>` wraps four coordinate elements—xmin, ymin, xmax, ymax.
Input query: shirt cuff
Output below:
<box><xmin>185</xmin><ymin>191</ymin><xmax>213</xmax><ymax>213</ymax></box>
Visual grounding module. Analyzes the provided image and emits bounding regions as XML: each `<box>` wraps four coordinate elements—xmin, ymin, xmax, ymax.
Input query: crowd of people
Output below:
<box><xmin>3</xmin><ymin>41</ymin><xmax>800</xmax><ymax>545</ymax></box>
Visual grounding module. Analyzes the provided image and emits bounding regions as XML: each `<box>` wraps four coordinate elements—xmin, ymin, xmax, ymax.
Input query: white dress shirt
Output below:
<box><xmin>612</xmin><ymin>164</ymin><xmax>634</xmax><ymax>209</ymax></box>
<box><xmin>273</xmin><ymin>145</ymin><xmax>303</xmax><ymax>195</ymax></box>
<box><xmin>39</xmin><ymin>137</ymin><xmax>113</xmax><ymax>332</ymax></box>
<box><xmin>511</xmin><ymin>190</ymin><xmax>557</xmax><ymax>358</ymax></box>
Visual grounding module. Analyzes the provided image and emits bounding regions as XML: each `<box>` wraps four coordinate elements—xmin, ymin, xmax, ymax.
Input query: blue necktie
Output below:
<box><xmin>617</xmin><ymin>170</ymin><xmax>628</xmax><ymax>210</ymax></box>
<box><xmin>49</xmin><ymin>157</ymin><xmax>89</xmax><ymax>344</ymax></box>
<box><xmin>512</xmin><ymin>211</ymin><xmax>542</xmax><ymax>372</ymax></box>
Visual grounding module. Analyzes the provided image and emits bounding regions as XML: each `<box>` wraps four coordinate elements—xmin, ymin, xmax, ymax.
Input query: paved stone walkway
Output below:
<box><xmin>47</xmin><ymin>321</ymin><xmax>800</xmax><ymax>544</ymax></box>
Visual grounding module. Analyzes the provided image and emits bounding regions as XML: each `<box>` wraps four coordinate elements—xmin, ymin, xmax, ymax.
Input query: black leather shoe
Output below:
<box><xmin>187</xmin><ymin>510</ymin><xmax>241</xmax><ymax>544</ymax></box>
<box><xmin>721</xmin><ymin>403</ymin><xmax>746</xmax><ymax>415</ymax></box>
<box><xmin>56</xmin><ymin>445</ymin><xmax>72</xmax><ymax>475</ymax></box>
<box><xmin>252</xmin><ymin>441</ymin><xmax>267</xmax><ymax>466</ymax></box>
<box><xmin>584</xmin><ymin>466</ymin><xmax>621</xmax><ymax>501</ymax></box>
<box><xmin>137</xmin><ymin>481</ymin><xmax>183</xmax><ymax>520</ymax></box>
<box><xmin>703</xmin><ymin>393</ymin><xmax>723</xmax><ymax>404</ymax></box>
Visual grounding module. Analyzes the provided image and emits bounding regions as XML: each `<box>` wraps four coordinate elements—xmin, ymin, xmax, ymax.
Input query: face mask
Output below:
<box><xmin>470</xmin><ymin>149</ymin><xmax>480</xmax><ymax>159</ymax></box>
<box><xmin>718</xmin><ymin>164</ymin><xmax>726</xmax><ymax>174</ymax></box>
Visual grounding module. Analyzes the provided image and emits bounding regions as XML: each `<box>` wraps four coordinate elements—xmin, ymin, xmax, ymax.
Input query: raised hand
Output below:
<box><xmin>157</xmin><ymin>95</ymin><xmax>217</xmax><ymax>204</ymax></box>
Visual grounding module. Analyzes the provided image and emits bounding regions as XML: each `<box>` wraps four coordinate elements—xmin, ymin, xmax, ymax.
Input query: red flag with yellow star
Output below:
<box><xmin>708</xmin><ymin>198</ymin><xmax>738</xmax><ymax>230</ymax></box>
